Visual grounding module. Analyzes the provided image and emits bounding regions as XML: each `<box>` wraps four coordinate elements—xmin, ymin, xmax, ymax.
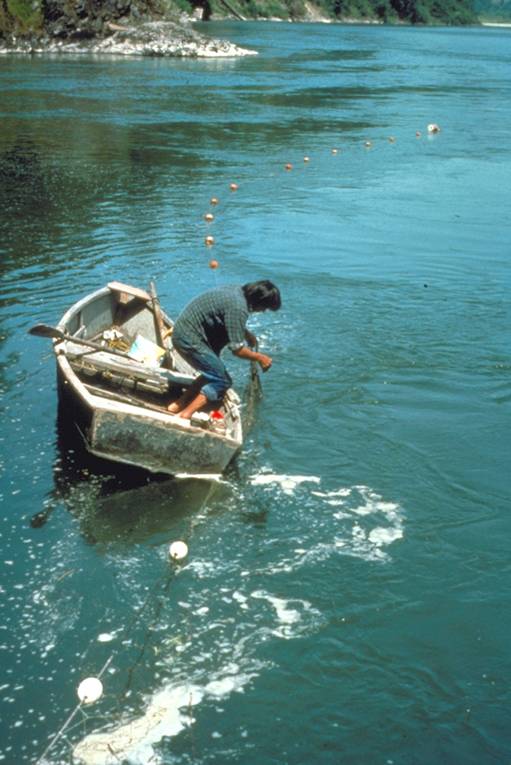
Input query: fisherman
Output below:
<box><xmin>168</xmin><ymin>280</ymin><xmax>281</xmax><ymax>419</ymax></box>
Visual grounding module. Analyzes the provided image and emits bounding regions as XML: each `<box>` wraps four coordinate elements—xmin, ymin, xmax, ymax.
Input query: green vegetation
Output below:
<box><xmin>0</xmin><ymin>0</ymin><xmax>43</xmax><ymax>35</ymax></box>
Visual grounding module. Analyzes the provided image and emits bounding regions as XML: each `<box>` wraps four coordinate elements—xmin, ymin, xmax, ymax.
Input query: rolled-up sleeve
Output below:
<box><xmin>225</xmin><ymin>304</ymin><xmax>248</xmax><ymax>352</ymax></box>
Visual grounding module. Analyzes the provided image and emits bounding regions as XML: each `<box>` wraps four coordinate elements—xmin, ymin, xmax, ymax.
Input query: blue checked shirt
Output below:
<box><xmin>173</xmin><ymin>285</ymin><xmax>249</xmax><ymax>356</ymax></box>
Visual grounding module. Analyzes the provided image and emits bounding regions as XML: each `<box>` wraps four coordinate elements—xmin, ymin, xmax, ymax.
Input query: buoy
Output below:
<box><xmin>303</xmin><ymin>156</ymin><xmax>310</xmax><ymax>163</ymax></box>
<box><xmin>427</xmin><ymin>123</ymin><xmax>440</xmax><ymax>133</ymax></box>
<box><xmin>331</xmin><ymin>148</ymin><xmax>338</xmax><ymax>155</ymax></box>
<box><xmin>388</xmin><ymin>136</ymin><xmax>396</xmax><ymax>143</ymax></box>
<box><xmin>210</xmin><ymin>197</ymin><xmax>219</xmax><ymax>205</ymax></box>
<box><xmin>205</xmin><ymin>235</ymin><xmax>214</xmax><ymax>246</ymax></box>
<box><xmin>77</xmin><ymin>677</ymin><xmax>103</xmax><ymax>704</ymax></box>
<box><xmin>209</xmin><ymin>259</ymin><xmax>219</xmax><ymax>270</ymax></box>
<box><xmin>416</xmin><ymin>131</ymin><xmax>422</xmax><ymax>137</ymax></box>
<box><xmin>285</xmin><ymin>163</ymin><xmax>293</xmax><ymax>171</ymax></box>
<box><xmin>169</xmin><ymin>541</ymin><xmax>188</xmax><ymax>561</ymax></box>
<box><xmin>364</xmin><ymin>141</ymin><xmax>372</xmax><ymax>148</ymax></box>
<box><xmin>204</xmin><ymin>213</ymin><xmax>214</xmax><ymax>222</ymax></box>
<box><xmin>229</xmin><ymin>183</ymin><xmax>238</xmax><ymax>191</ymax></box>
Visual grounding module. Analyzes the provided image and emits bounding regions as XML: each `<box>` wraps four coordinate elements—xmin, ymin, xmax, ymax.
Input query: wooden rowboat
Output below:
<box><xmin>33</xmin><ymin>282</ymin><xmax>243</xmax><ymax>477</ymax></box>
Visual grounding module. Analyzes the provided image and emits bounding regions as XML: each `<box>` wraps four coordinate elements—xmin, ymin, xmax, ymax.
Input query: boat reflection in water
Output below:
<box><xmin>35</xmin><ymin>403</ymin><xmax>230</xmax><ymax>547</ymax></box>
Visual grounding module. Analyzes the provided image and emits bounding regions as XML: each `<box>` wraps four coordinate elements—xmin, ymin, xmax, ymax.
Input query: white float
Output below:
<box><xmin>169</xmin><ymin>541</ymin><xmax>188</xmax><ymax>561</ymax></box>
<box><xmin>77</xmin><ymin>677</ymin><xmax>103</xmax><ymax>704</ymax></box>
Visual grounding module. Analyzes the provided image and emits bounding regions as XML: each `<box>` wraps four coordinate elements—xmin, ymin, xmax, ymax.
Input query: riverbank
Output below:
<box><xmin>0</xmin><ymin>19</ymin><xmax>256</xmax><ymax>57</ymax></box>
<box><xmin>0</xmin><ymin>0</ymin><xmax>481</xmax><ymax>56</ymax></box>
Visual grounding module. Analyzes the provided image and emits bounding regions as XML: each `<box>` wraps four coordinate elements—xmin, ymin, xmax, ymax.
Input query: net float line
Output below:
<box><xmin>34</xmin><ymin>543</ymin><xmax>190</xmax><ymax>765</ymax></box>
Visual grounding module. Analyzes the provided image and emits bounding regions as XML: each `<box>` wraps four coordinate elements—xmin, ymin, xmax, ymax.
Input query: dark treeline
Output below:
<box><xmin>240</xmin><ymin>0</ymin><xmax>479</xmax><ymax>22</ymax></box>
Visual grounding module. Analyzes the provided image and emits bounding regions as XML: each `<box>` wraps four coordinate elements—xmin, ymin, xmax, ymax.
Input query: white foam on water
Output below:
<box><xmin>311</xmin><ymin>488</ymin><xmax>352</xmax><ymax>498</ymax></box>
<box><xmin>70</xmin><ymin>472</ymin><xmax>403</xmax><ymax>764</ymax></box>
<box><xmin>205</xmin><ymin>672</ymin><xmax>250</xmax><ymax>697</ymax></box>
<box><xmin>73</xmin><ymin>578</ymin><xmax>323</xmax><ymax>763</ymax></box>
<box><xmin>249</xmin><ymin>473</ymin><xmax>321</xmax><ymax>495</ymax></box>
<box><xmin>250</xmin><ymin>590</ymin><xmax>322</xmax><ymax>639</ymax></box>
<box><xmin>97</xmin><ymin>632</ymin><xmax>116</xmax><ymax>643</ymax></box>
<box><xmin>248</xmin><ymin>472</ymin><xmax>405</xmax><ymax>567</ymax></box>
<box><xmin>185</xmin><ymin>559</ymin><xmax>217</xmax><ymax>578</ymax></box>
<box><xmin>368</xmin><ymin>527</ymin><xmax>404</xmax><ymax>546</ymax></box>
<box><xmin>251</xmin><ymin>591</ymin><xmax>301</xmax><ymax>624</ymax></box>
<box><xmin>73</xmin><ymin>683</ymin><xmax>203</xmax><ymax>765</ymax></box>
<box><xmin>174</xmin><ymin>473</ymin><xmax>225</xmax><ymax>482</ymax></box>
<box><xmin>73</xmin><ymin>666</ymin><xmax>260</xmax><ymax>765</ymax></box>
<box><xmin>232</xmin><ymin>591</ymin><xmax>249</xmax><ymax>610</ymax></box>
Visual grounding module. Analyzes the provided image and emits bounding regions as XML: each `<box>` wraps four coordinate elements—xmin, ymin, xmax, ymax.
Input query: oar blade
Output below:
<box><xmin>28</xmin><ymin>323</ymin><xmax>62</xmax><ymax>339</ymax></box>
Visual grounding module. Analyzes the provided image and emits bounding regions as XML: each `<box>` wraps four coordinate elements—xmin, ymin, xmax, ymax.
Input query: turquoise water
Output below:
<box><xmin>1</xmin><ymin>21</ymin><xmax>510</xmax><ymax>765</ymax></box>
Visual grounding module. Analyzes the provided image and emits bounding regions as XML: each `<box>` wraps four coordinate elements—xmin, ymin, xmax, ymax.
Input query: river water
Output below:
<box><xmin>0</xmin><ymin>21</ymin><xmax>510</xmax><ymax>765</ymax></box>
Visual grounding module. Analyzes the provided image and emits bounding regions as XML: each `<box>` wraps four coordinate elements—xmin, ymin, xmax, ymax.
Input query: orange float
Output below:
<box><xmin>229</xmin><ymin>183</ymin><xmax>238</xmax><ymax>191</ymax></box>
<box><xmin>285</xmin><ymin>163</ymin><xmax>293</xmax><ymax>171</ymax></box>
<box><xmin>209</xmin><ymin>259</ymin><xmax>219</xmax><ymax>269</ymax></box>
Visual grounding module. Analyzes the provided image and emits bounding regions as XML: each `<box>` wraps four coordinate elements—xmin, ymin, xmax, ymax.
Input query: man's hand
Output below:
<box><xmin>258</xmin><ymin>354</ymin><xmax>272</xmax><ymax>372</ymax></box>
<box><xmin>233</xmin><ymin>345</ymin><xmax>273</xmax><ymax>372</ymax></box>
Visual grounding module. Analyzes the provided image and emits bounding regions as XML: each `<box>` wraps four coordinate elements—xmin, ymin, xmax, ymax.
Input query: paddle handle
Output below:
<box><xmin>149</xmin><ymin>282</ymin><xmax>166</xmax><ymax>348</ymax></box>
<box><xmin>29</xmin><ymin>324</ymin><xmax>133</xmax><ymax>359</ymax></box>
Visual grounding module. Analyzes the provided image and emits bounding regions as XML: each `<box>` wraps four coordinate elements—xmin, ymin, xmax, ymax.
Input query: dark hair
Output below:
<box><xmin>242</xmin><ymin>280</ymin><xmax>281</xmax><ymax>312</ymax></box>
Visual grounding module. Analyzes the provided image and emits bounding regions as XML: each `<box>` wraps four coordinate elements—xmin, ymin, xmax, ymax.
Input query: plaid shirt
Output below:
<box><xmin>173</xmin><ymin>285</ymin><xmax>249</xmax><ymax>356</ymax></box>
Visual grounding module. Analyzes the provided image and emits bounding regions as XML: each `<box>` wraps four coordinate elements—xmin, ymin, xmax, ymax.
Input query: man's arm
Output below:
<box><xmin>233</xmin><ymin>345</ymin><xmax>272</xmax><ymax>372</ymax></box>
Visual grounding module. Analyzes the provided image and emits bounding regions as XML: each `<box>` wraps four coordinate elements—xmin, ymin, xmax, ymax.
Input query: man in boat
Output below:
<box><xmin>168</xmin><ymin>280</ymin><xmax>281</xmax><ymax>419</ymax></box>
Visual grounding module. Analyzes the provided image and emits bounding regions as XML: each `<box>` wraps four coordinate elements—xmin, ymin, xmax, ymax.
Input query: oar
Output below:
<box><xmin>149</xmin><ymin>281</ymin><xmax>172</xmax><ymax>369</ymax></box>
<box><xmin>28</xmin><ymin>324</ymin><xmax>133</xmax><ymax>360</ymax></box>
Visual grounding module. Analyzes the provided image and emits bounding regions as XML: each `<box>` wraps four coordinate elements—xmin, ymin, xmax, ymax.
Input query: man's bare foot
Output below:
<box><xmin>178</xmin><ymin>393</ymin><xmax>208</xmax><ymax>420</ymax></box>
<box><xmin>168</xmin><ymin>380</ymin><xmax>204</xmax><ymax>415</ymax></box>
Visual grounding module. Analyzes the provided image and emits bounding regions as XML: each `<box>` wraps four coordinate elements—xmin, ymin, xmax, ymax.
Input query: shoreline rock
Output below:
<box><xmin>0</xmin><ymin>20</ymin><xmax>257</xmax><ymax>57</ymax></box>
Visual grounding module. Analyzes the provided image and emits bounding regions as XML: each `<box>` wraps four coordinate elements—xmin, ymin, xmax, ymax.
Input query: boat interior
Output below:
<box><xmin>59</xmin><ymin>283</ymin><xmax>240</xmax><ymax>430</ymax></box>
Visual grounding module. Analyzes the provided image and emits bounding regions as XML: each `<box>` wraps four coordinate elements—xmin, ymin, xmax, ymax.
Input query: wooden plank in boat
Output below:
<box><xmin>66</xmin><ymin>344</ymin><xmax>195</xmax><ymax>390</ymax></box>
<box><xmin>108</xmin><ymin>281</ymin><xmax>151</xmax><ymax>304</ymax></box>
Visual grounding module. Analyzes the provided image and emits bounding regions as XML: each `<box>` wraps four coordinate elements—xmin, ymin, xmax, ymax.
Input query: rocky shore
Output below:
<box><xmin>0</xmin><ymin>0</ymin><xmax>480</xmax><ymax>56</ymax></box>
<box><xmin>0</xmin><ymin>1</ymin><xmax>256</xmax><ymax>58</ymax></box>
<box><xmin>0</xmin><ymin>19</ymin><xmax>256</xmax><ymax>57</ymax></box>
